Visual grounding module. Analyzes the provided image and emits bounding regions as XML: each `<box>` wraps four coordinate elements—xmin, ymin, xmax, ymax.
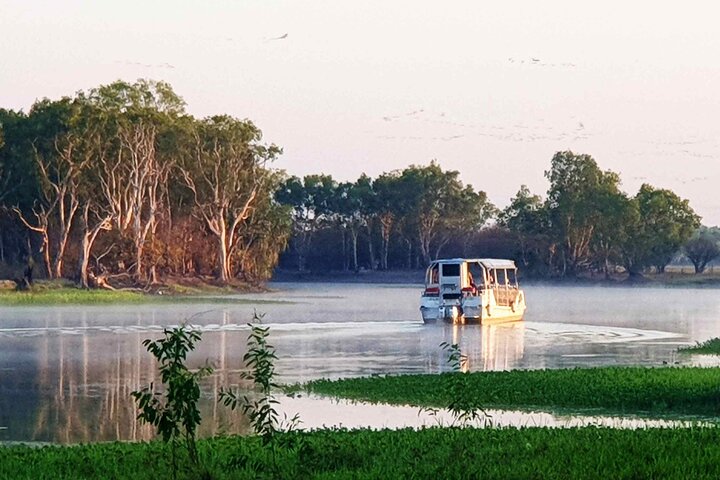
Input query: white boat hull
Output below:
<box><xmin>420</xmin><ymin>290</ymin><xmax>526</xmax><ymax>325</ymax></box>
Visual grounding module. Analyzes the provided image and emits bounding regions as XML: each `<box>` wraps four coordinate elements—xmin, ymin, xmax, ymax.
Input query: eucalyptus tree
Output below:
<box><xmin>232</xmin><ymin>171</ymin><xmax>292</xmax><ymax>280</ymax></box>
<box><xmin>332</xmin><ymin>180</ymin><xmax>366</xmax><ymax>271</ymax></box>
<box><xmin>276</xmin><ymin>174</ymin><xmax>336</xmax><ymax>272</ymax></box>
<box><xmin>5</xmin><ymin>98</ymin><xmax>89</xmax><ymax>278</ymax></box>
<box><xmin>87</xmin><ymin>79</ymin><xmax>186</xmax><ymax>282</ymax></box>
<box><xmin>27</xmin><ymin>99</ymin><xmax>90</xmax><ymax>278</ymax></box>
<box><xmin>181</xmin><ymin>115</ymin><xmax>280</xmax><ymax>283</ymax></box>
<box><xmin>684</xmin><ymin>229</ymin><xmax>720</xmax><ymax>274</ymax></box>
<box><xmin>545</xmin><ymin>151</ymin><xmax>622</xmax><ymax>277</ymax></box>
<box><xmin>398</xmin><ymin>162</ymin><xmax>494</xmax><ymax>265</ymax></box>
<box><xmin>70</xmin><ymin>98</ymin><xmax>117</xmax><ymax>288</ymax></box>
<box><xmin>588</xmin><ymin>185</ymin><xmax>634</xmax><ymax>278</ymax></box>
<box><xmin>373</xmin><ymin>171</ymin><xmax>403</xmax><ymax>270</ymax></box>
<box><xmin>618</xmin><ymin>184</ymin><xmax>700</xmax><ymax>275</ymax></box>
<box><xmin>354</xmin><ymin>173</ymin><xmax>378</xmax><ymax>270</ymax></box>
<box><xmin>499</xmin><ymin>185</ymin><xmax>548</xmax><ymax>270</ymax></box>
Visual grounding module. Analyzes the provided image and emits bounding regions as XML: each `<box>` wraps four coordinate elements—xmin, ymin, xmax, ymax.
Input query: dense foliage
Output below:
<box><xmin>5</xmin><ymin>427</ymin><xmax>720</xmax><ymax>479</ymax></box>
<box><xmin>0</xmin><ymin>80</ymin><xmax>290</xmax><ymax>286</ymax></box>
<box><xmin>275</xmin><ymin>151</ymin><xmax>704</xmax><ymax>278</ymax></box>
<box><xmin>306</xmin><ymin>366</ymin><xmax>720</xmax><ymax>417</ymax></box>
<box><xmin>680</xmin><ymin>337</ymin><xmax>720</xmax><ymax>355</ymax></box>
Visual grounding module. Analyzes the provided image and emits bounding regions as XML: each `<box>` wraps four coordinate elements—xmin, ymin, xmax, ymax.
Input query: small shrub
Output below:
<box><xmin>437</xmin><ymin>342</ymin><xmax>489</xmax><ymax>426</ymax></box>
<box><xmin>131</xmin><ymin>324</ymin><xmax>212</xmax><ymax>477</ymax></box>
<box><xmin>219</xmin><ymin>312</ymin><xmax>302</xmax><ymax>477</ymax></box>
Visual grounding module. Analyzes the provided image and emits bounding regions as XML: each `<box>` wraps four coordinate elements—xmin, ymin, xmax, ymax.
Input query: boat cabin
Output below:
<box><xmin>421</xmin><ymin>258</ymin><xmax>526</xmax><ymax>324</ymax></box>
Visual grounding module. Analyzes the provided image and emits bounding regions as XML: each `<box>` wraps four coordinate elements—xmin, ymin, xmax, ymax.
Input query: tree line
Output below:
<box><xmin>0</xmin><ymin>80</ymin><xmax>713</xmax><ymax>287</ymax></box>
<box><xmin>0</xmin><ymin>80</ymin><xmax>290</xmax><ymax>287</ymax></box>
<box><xmin>275</xmin><ymin>152</ymin><xmax>711</xmax><ymax>278</ymax></box>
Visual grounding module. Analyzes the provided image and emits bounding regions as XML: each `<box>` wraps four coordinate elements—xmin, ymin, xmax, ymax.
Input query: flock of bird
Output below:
<box><xmin>377</xmin><ymin>109</ymin><xmax>591</xmax><ymax>144</ymax></box>
<box><xmin>508</xmin><ymin>57</ymin><xmax>576</xmax><ymax>69</ymax></box>
<box><xmin>109</xmin><ymin>34</ymin><xmax>718</xmax><ymax>191</ymax></box>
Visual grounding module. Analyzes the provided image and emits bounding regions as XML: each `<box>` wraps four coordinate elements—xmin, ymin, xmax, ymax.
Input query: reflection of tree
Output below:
<box><xmin>449</xmin><ymin>322</ymin><xmax>525</xmax><ymax>372</ymax></box>
<box><xmin>16</xmin><ymin>311</ymin><xmax>253</xmax><ymax>443</ymax></box>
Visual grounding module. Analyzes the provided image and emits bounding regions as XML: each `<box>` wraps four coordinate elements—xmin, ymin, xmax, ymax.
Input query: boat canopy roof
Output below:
<box><xmin>430</xmin><ymin>258</ymin><xmax>517</xmax><ymax>269</ymax></box>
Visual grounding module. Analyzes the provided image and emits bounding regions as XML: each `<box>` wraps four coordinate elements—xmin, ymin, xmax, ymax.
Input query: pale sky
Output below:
<box><xmin>2</xmin><ymin>1</ymin><xmax>720</xmax><ymax>224</ymax></box>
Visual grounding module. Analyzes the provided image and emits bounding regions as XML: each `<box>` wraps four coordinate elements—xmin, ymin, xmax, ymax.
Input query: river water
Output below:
<box><xmin>1</xmin><ymin>283</ymin><xmax>719</xmax><ymax>443</ymax></box>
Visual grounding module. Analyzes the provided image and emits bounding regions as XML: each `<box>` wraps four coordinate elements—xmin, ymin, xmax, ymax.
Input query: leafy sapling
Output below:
<box><xmin>219</xmin><ymin>311</ymin><xmax>300</xmax><ymax>443</ymax></box>
<box><xmin>131</xmin><ymin>324</ymin><xmax>212</xmax><ymax>476</ymax></box>
<box><xmin>423</xmin><ymin>341</ymin><xmax>490</xmax><ymax>427</ymax></box>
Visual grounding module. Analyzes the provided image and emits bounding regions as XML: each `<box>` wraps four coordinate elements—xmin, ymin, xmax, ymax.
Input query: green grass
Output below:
<box><xmin>4</xmin><ymin>427</ymin><xmax>720</xmax><ymax>479</ymax></box>
<box><xmin>304</xmin><ymin>366</ymin><xmax>720</xmax><ymax>418</ymax></box>
<box><xmin>679</xmin><ymin>338</ymin><xmax>720</xmax><ymax>355</ymax></box>
<box><xmin>0</xmin><ymin>287</ymin><xmax>291</xmax><ymax>306</ymax></box>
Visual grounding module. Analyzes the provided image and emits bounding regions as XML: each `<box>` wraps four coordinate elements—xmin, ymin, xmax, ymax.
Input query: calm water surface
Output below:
<box><xmin>1</xmin><ymin>283</ymin><xmax>719</xmax><ymax>443</ymax></box>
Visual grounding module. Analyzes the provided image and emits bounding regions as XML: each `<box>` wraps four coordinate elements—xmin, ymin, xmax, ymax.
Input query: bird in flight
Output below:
<box><xmin>266</xmin><ymin>33</ymin><xmax>288</xmax><ymax>41</ymax></box>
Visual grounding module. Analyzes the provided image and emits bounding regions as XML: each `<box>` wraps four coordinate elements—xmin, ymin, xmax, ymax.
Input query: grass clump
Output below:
<box><xmin>5</xmin><ymin>427</ymin><xmax>720</xmax><ymax>479</ymax></box>
<box><xmin>679</xmin><ymin>337</ymin><xmax>720</xmax><ymax>355</ymax></box>
<box><xmin>0</xmin><ymin>288</ymin><xmax>147</xmax><ymax>305</ymax></box>
<box><xmin>305</xmin><ymin>366</ymin><xmax>720</xmax><ymax>418</ymax></box>
<box><xmin>0</xmin><ymin>287</ymin><xmax>290</xmax><ymax>306</ymax></box>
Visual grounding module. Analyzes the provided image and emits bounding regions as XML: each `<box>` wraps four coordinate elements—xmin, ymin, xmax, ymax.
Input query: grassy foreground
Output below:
<box><xmin>305</xmin><ymin>366</ymin><xmax>720</xmax><ymax>417</ymax></box>
<box><xmin>4</xmin><ymin>427</ymin><xmax>720</xmax><ymax>479</ymax></box>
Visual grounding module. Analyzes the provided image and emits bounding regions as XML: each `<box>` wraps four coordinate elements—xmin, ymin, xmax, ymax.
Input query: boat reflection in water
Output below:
<box><xmin>444</xmin><ymin>320</ymin><xmax>525</xmax><ymax>373</ymax></box>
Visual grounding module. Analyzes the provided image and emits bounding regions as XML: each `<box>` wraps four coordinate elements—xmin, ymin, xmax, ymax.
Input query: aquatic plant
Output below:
<box><xmin>679</xmin><ymin>337</ymin><xmax>720</xmax><ymax>355</ymax></box>
<box><xmin>131</xmin><ymin>324</ymin><xmax>212</xmax><ymax>478</ymax></box>
<box><xmin>306</xmin><ymin>366</ymin><xmax>720</xmax><ymax>418</ymax></box>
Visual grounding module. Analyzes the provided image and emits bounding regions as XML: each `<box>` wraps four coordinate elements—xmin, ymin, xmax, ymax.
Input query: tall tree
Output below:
<box><xmin>332</xmin><ymin>180</ymin><xmax>366</xmax><ymax>271</ymax></box>
<box><xmin>684</xmin><ymin>231</ymin><xmax>720</xmax><ymax>274</ymax></box>
<box><xmin>88</xmin><ymin>80</ymin><xmax>186</xmax><ymax>282</ymax></box>
<box><xmin>545</xmin><ymin>151</ymin><xmax>622</xmax><ymax>276</ymax></box>
<box><xmin>373</xmin><ymin>172</ymin><xmax>402</xmax><ymax>270</ymax></box>
<box><xmin>619</xmin><ymin>184</ymin><xmax>700</xmax><ymax>276</ymax></box>
<box><xmin>276</xmin><ymin>174</ymin><xmax>336</xmax><ymax>272</ymax></box>
<box><xmin>354</xmin><ymin>174</ymin><xmax>378</xmax><ymax>270</ymax></box>
<box><xmin>399</xmin><ymin>162</ymin><xmax>494</xmax><ymax>265</ymax></box>
<box><xmin>499</xmin><ymin>185</ymin><xmax>549</xmax><ymax>271</ymax></box>
<box><xmin>10</xmin><ymin>98</ymin><xmax>86</xmax><ymax>279</ymax></box>
<box><xmin>181</xmin><ymin>116</ymin><xmax>280</xmax><ymax>283</ymax></box>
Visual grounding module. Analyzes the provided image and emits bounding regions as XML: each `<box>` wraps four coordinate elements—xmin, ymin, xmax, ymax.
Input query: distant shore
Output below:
<box><xmin>271</xmin><ymin>269</ymin><xmax>425</xmax><ymax>284</ymax></box>
<box><xmin>270</xmin><ymin>268</ymin><xmax>720</xmax><ymax>288</ymax></box>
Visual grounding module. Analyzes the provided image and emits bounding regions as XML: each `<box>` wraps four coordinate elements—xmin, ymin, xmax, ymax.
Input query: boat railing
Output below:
<box><xmin>491</xmin><ymin>283</ymin><xmax>519</xmax><ymax>306</ymax></box>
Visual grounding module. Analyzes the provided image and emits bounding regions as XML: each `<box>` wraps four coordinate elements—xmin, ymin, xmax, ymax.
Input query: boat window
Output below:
<box><xmin>507</xmin><ymin>268</ymin><xmax>517</xmax><ymax>286</ymax></box>
<box><xmin>468</xmin><ymin>262</ymin><xmax>483</xmax><ymax>287</ymax></box>
<box><xmin>441</xmin><ymin>263</ymin><xmax>460</xmax><ymax>277</ymax></box>
<box><xmin>428</xmin><ymin>264</ymin><xmax>439</xmax><ymax>284</ymax></box>
<box><xmin>496</xmin><ymin>268</ymin><xmax>508</xmax><ymax>285</ymax></box>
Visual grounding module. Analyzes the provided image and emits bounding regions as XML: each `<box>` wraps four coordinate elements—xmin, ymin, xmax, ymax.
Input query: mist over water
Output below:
<box><xmin>1</xmin><ymin>283</ymin><xmax>719</xmax><ymax>443</ymax></box>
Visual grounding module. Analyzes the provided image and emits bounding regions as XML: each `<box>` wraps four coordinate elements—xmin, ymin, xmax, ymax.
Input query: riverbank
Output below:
<box><xmin>0</xmin><ymin>277</ymin><xmax>275</xmax><ymax>305</ymax></box>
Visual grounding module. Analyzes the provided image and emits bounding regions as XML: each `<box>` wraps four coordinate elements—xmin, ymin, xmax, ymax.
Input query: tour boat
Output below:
<box><xmin>420</xmin><ymin>258</ymin><xmax>526</xmax><ymax>324</ymax></box>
